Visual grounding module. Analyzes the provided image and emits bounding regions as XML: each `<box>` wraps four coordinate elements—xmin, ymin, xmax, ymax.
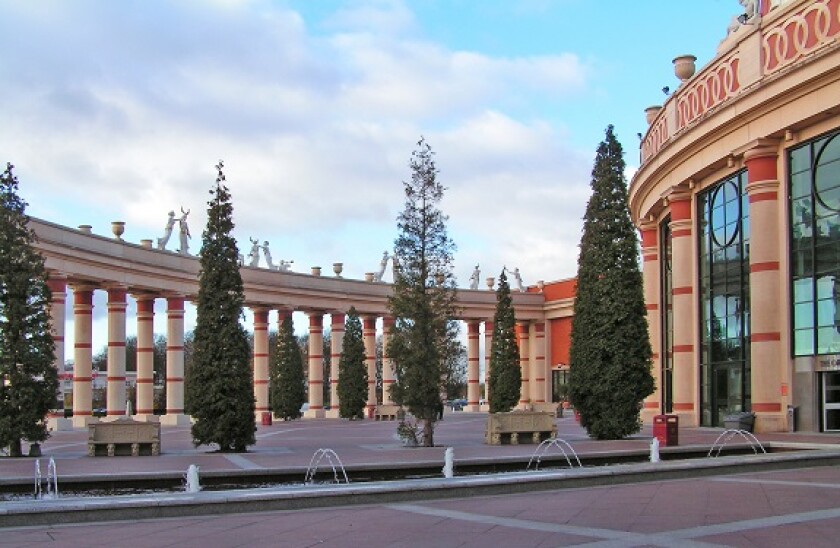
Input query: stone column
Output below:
<box><xmin>252</xmin><ymin>307</ymin><xmax>270</xmax><ymax>422</ymax></box>
<box><xmin>304</xmin><ymin>312</ymin><xmax>325</xmax><ymax>418</ymax></box>
<box><xmin>47</xmin><ymin>275</ymin><xmax>71</xmax><ymax>430</ymax></box>
<box><xmin>483</xmin><ymin>321</ymin><xmax>494</xmax><ymax>410</ymax></box>
<box><xmin>327</xmin><ymin>313</ymin><xmax>345</xmax><ymax>418</ymax></box>
<box><xmin>669</xmin><ymin>191</ymin><xmax>697</xmax><ymax>425</ymax></box>
<box><xmin>134</xmin><ymin>295</ymin><xmax>156</xmax><ymax>420</ymax></box>
<box><xmin>363</xmin><ymin>315</ymin><xmax>378</xmax><ymax>415</ymax></box>
<box><xmin>639</xmin><ymin>221</ymin><xmax>662</xmax><ymax>423</ymax></box>
<box><xmin>745</xmin><ymin>142</ymin><xmax>785</xmax><ymax>432</ymax></box>
<box><xmin>71</xmin><ymin>285</ymin><xmax>95</xmax><ymax>427</ymax></box>
<box><xmin>105</xmin><ymin>286</ymin><xmax>128</xmax><ymax>419</ymax></box>
<box><xmin>531</xmin><ymin>322</ymin><xmax>546</xmax><ymax>404</ymax></box>
<box><xmin>516</xmin><ymin>321</ymin><xmax>531</xmax><ymax>408</ymax></box>
<box><xmin>161</xmin><ymin>295</ymin><xmax>189</xmax><ymax>426</ymax></box>
<box><xmin>466</xmin><ymin>320</ymin><xmax>481</xmax><ymax>411</ymax></box>
<box><xmin>381</xmin><ymin>316</ymin><xmax>396</xmax><ymax>405</ymax></box>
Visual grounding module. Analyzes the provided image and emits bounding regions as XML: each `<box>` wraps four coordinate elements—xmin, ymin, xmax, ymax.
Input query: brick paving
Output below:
<box><xmin>3</xmin><ymin>412</ymin><xmax>840</xmax><ymax>546</ymax></box>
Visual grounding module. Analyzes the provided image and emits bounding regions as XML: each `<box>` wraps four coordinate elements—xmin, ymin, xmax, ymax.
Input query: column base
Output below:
<box><xmin>303</xmin><ymin>408</ymin><xmax>326</xmax><ymax>419</ymax></box>
<box><xmin>672</xmin><ymin>410</ymin><xmax>697</xmax><ymax>428</ymax></box>
<box><xmin>72</xmin><ymin>415</ymin><xmax>96</xmax><ymax>428</ymax></box>
<box><xmin>132</xmin><ymin>414</ymin><xmax>161</xmax><ymax>423</ymax></box>
<box><xmin>325</xmin><ymin>408</ymin><xmax>341</xmax><ymax>419</ymax></box>
<box><xmin>640</xmin><ymin>407</ymin><xmax>659</xmax><ymax>425</ymax></box>
<box><xmin>755</xmin><ymin>413</ymin><xmax>785</xmax><ymax>433</ymax></box>
<box><xmin>159</xmin><ymin>413</ymin><xmax>192</xmax><ymax>426</ymax></box>
<box><xmin>47</xmin><ymin>417</ymin><xmax>74</xmax><ymax>431</ymax></box>
<box><xmin>464</xmin><ymin>404</ymin><xmax>481</xmax><ymax>413</ymax></box>
<box><xmin>480</xmin><ymin>404</ymin><xmax>491</xmax><ymax>413</ymax></box>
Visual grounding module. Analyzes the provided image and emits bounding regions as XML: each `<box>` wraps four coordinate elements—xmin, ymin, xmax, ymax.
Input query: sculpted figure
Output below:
<box><xmin>157</xmin><ymin>211</ymin><xmax>176</xmax><ymax>250</ymax></box>
<box><xmin>278</xmin><ymin>259</ymin><xmax>294</xmax><ymax>272</ymax></box>
<box><xmin>248</xmin><ymin>237</ymin><xmax>261</xmax><ymax>267</ymax></box>
<box><xmin>727</xmin><ymin>0</ymin><xmax>759</xmax><ymax>35</ymax></box>
<box><xmin>374</xmin><ymin>250</ymin><xmax>389</xmax><ymax>282</ymax></box>
<box><xmin>178</xmin><ymin>207</ymin><xmax>191</xmax><ymax>255</ymax></box>
<box><xmin>261</xmin><ymin>241</ymin><xmax>277</xmax><ymax>269</ymax></box>
<box><xmin>469</xmin><ymin>265</ymin><xmax>480</xmax><ymax>290</ymax></box>
<box><xmin>507</xmin><ymin>266</ymin><xmax>525</xmax><ymax>292</ymax></box>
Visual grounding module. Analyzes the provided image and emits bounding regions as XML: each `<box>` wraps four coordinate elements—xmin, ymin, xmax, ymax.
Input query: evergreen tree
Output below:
<box><xmin>387</xmin><ymin>137</ymin><xmax>458</xmax><ymax>447</ymax></box>
<box><xmin>337</xmin><ymin>308</ymin><xmax>367</xmax><ymax>419</ymax></box>
<box><xmin>269</xmin><ymin>314</ymin><xmax>306</xmax><ymax>420</ymax></box>
<box><xmin>488</xmin><ymin>269</ymin><xmax>521</xmax><ymax>413</ymax></box>
<box><xmin>185</xmin><ymin>161</ymin><xmax>255</xmax><ymax>451</ymax></box>
<box><xmin>569</xmin><ymin>126</ymin><xmax>654</xmax><ymax>440</ymax></box>
<box><xmin>0</xmin><ymin>163</ymin><xmax>59</xmax><ymax>457</ymax></box>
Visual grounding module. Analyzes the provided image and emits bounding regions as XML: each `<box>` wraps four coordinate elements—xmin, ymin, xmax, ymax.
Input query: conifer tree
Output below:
<box><xmin>569</xmin><ymin>126</ymin><xmax>654</xmax><ymax>440</ymax></box>
<box><xmin>186</xmin><ymin>161</ymin><xmax>255</xmax><ymax>451</ymax></box>
<box><xmin>387</xmin><ymin>137</ymin><xmax>458</xmax><ymax>447</ymax></box>
<box><xmin>0</xmin><ymin>163</ymin><xmax>59</xmax><ymax>457</ymax></box>
<box><xmin>488</xmin><ymin>269</ymin><xmax>521</xmax><ymax>413</ymax></box>
<box><xmin>337</xmin><ymin>308</ymin><xmax>367</xmax><ymax>419</ymax></box>
<box><xmin>269</xmin><ymin>314</ymin><xmax>306</xmax><ymax>421</ymax></box>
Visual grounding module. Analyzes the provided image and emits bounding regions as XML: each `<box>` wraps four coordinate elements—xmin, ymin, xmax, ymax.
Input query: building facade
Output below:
<box><xmin>630</xmin><ymin>0</ymin><xmax>840</xmax><ymax>432</ymax></box>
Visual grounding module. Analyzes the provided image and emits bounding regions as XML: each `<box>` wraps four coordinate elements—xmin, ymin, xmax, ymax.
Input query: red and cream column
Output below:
<box><xmin>639</xmin><ymin>221</ymin><xmax>661</xmax><ymax>422</ymax></box>
<box><xmin>105</xmin><ymin>286</ymin><xmax>128</xmax><ymax>419</ymax></box>
<box><xmin>381</xmin><ymin>316</ymin><xmax>395</xmax><ymax>405</ymax></box>
<box><xmin>326</xmin><ymin>312</ymin><xmax>345</xmax><ymax>417</ymax></box>
<box><xmin>252</xmin><ymin>307</ymin><xmax>270</xmax><ymax>422</ymax></box>
<box><xmin>363</xmin><ymin>316</ymin><xmax>378</xmax><ymax>415</ymax></box>
<box><xmin>516</xmin><ymin>321</ymin><xmax>531</xmax><ymax>409</ymax></box>
<box><xmin>304</xmin><ymin>312</ymin><xmax>326</xmax><ymax>418</ymax></box>
<box><xmin>745</xmin><ymin>141</ymin><xmax>785</xmax><ymax>432</ymax></box>
<box><xmin>47</xmin><ymin>275</ymin><xmax>71</xmax><ymax>430</ymax></box>
<box><xmin>465</xmin><ymin>320</ymin><xmax>481</xmax><ymax>412</ymax></box>
<box><xmin>161</xmin><ymin>295</ymin><xmax>190</xmax><ymax>426</ymax></box>
<box><xmin>669</xmin><ymin>191</ymin><xmax>697</xmax><ymax>425</ymax></box>
<box><xmin>483</xmin><ymin>321</ymin><xmax>493</xmax><ymax>410</ymax></box>
<box><xmin>530</xmin><ymin>322</ymin><xmax>547</xmax><ymax>405</ymax></box>
<box><xmin>134</xmin><ymin>295</ymin><xmax>156</xmax><ymax>420</ymax></box>
<box><xmin>71</xmin><ymin>285</ymin><xmax>95</xmax><ymax>427</ymax></box>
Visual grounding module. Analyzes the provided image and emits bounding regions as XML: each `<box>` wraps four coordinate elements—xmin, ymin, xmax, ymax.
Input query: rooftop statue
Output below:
<box><xmin>178</xmin><ymin>207</ymin><xmax>191</xmax><ymax>255</ymax></box>
<box><xmin>248</xmin><ymin>237</ymin><xmax>261</xmax><ymax>267</ymax></box>
<box><xmin>727</xmin><ymin>0</ymin><xmax>759</xmax><ymax>35</ymax></box>
<box><xmin>374</xmin><ymin>250</ymin><xmax>390</xmax><ymax>282</ymax></box>
<box><xmin>261</xmin><ymin>241</ymin><xmax>277</xmax><ymax>270</ymax></box>
<box><xmin>469</xmin><ymin>264</ymin><xmax>480</xmax><ymax>290</ymax></box>
<box><xmin>507</xmin><ymin>266</ymin><xmax>525</xmax><ymax>292</ymax></box>
<box><xmin>157</xmin><ymin>211</ymin><xmax>176</xmax><ymax>250</ymax></box>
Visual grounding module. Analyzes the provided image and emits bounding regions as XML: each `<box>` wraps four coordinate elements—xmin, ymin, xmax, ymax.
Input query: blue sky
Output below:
<box><xmin>0</xmin><ymin>0</ymin><xmax>740</xmax><ymax>352</ymax></box>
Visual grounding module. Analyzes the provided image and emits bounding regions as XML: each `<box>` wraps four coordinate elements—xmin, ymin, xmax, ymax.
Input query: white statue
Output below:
<box><xmin>507</xmin><ymin>267</ymin><xmax>525</xmax><ymax>292</ymax></box>
<box><xmin>261</xmin><ymin>241</ymin><xmax>277</xmax><ymax>270</ymax></box>
<box><xmin>178</xmin><ymin>207</ymin><xmax>191</xmax><ymax>255</ymax></box>
<box><xmin>374</xmin><ymin>250</ymin><xmax>390</xmax><ymax>282</ymax></box>
<box><xmin>157</xmin><ymin>211</ymin><xmax>176</xmax><ymax>250</ymax></box>
<box><xmin>469</xmin><ymin>264</ymin><xmax>480</xmax><ymax>290</ymax></box>
<box><xmin>278</xmin><ymin>259</ymin><xmax>293</xmax><ymax>272</ymax></box>
<box><xmin>727</xmin><ymin>0</ymin><xmax>759</xmax><ymax>35</ymax></box>
<box><xmin>248</xmin><ymin>237</ymin><xmax>261</xmax><ymax>267</ymax></box>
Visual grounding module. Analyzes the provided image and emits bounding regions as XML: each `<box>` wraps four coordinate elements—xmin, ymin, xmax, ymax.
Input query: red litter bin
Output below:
<box><xmin>261</xmin><ymin>412</ymin><xmax>272</xmax><ymax>426</ymax></box>
<box><xmin>653</xmin><ymin>414</ymin><xmax>678</xmax><ymax>446</ymax></box>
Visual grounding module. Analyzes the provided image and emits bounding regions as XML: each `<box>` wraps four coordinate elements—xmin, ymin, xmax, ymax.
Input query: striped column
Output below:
<box><xmin>276</xmin><ymin>309</ymin><xmax>293</xmax><ymax>409</ymax></box>
<box><xmin>363</xmin><ymin>316</ymin><xmax>377</xmax><ymax>414</ymax></box>
<box><xmin>71</xmin><ymin>285</ymin><xmax>94</xmax><ymax>427</ymax></box>
<box><xmin>516</xmin><ymin>321</ymin><xmax>531</xmax><ymax>408</ymax></box>
<box><xmin>484</xmin><ymin>321</ymin><xmax>494</xmax><ymax>409</ymax></box>
<box><xmin>106</xmin><ymin>287</ymin><xmax>128</xmax><ymax>418</ymax></box>
<box><xmin>328</xmin><ymin>313</ymin><xmax>345</xmax><ymax>416</ymax></box>
<box><xmin>381</xmin><ymin>316</ymin><xmax>395</xmax><ymax>405</ymax></box>
<box><xmin>531</xmin><ymin>322</ymin><xmax>546</xmax><ymax>404</ymax></box>
<box><xmin>639</xmin><ymin>222</ymin><xmax>661</xmax><ymax>421</ymax></box>
<box><xmin>466</xmin><ymin>320</ymin><xmax>480</xmax><ymax>411</ymax></box>
<box><xmin>252</xmin><ymin>307</ymin><xmax>270</xmax><ymax>421</ymax></box>
<box><xmin>304</xmin><ymin>312</ymin><xmax>325</xmax><ymax>418</ymax></box>
<box><xmin>745</xmin><ymin>143</ymin><xmax>784</xmax><ymax>432</ymax></box>
<box><xmin>46</xmin><ymin>275</ymin><xmax>67</xmax><ymax>409</ymax></box>
<box><xmin>161</xmin><ymin>295</ymin><xmax>189</xmax><ymax>425</ymax></box>
<box><xmin>669</xmin><ymin>191</ymin><xmax>697</xmax><ymax>425</ymax></box>
<box><xmin>134</xmin><ymin>295</ymin><xmax>156</xmax><ymax>418</ymax></box>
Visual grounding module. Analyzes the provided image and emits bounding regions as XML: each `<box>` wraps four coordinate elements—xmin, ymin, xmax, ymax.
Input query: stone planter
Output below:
<box><xmin>645</xmin><ymin>105</ymin><xmax>662</xmax><ymax>125</ymax></box>
<box><xmin>723</xmin><ymin>411</ymin><xmax>755</xmax><ymax>432</ymax></box>
<box><xmin>485</xmin><ymin>411</ymin><xmax>557</xmax><ymax>445</ymax></box>
<box><xmin>673</xmin><ymin>54</ymin><xmax>697</xmax><ymax>82</ymax></box>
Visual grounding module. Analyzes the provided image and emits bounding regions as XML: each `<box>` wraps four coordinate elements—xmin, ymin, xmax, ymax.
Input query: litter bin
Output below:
<box><xmin>787</xmin><ymin>405</ymin><xmax>797</xmax><ymax>432</ymax></box>
<box><xmin>653</xmin><ymin>414</ymin><xmax>679</xmax><ymax>446</ymax></box>
<box><xmin>261</xmin><ymin>412</ymin><xmax>272</xmax><ymax>426</ymax></box>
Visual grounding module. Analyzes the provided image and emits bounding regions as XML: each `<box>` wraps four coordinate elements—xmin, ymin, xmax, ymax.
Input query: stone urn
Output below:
<box><xmin>644</xmin><ymin>105</ymin><xmax>662</xmax><ymax>125</ymax></box>
<box><xmin>486</xmin><ymin>277</ymin><xmax>495</xmax><ymax>290</ymax></box>
<box><xmin>673</xmin><ymin>54</ymin><xmax>697</xmax><ymax>82</ymax></box>
<box><xmin>311</xmin><ymin>266</ymin><xmax>322</xmax><ymax>277</ymax></box>
<box><xmin>333</xmin><ymin>262</ymin><xmax>343</xmax><ymax>277</ymax></box>
<box><xmin>111</xmin><ymin>221</ymin><xmax>125</xmax><ymax>240</ymax></box>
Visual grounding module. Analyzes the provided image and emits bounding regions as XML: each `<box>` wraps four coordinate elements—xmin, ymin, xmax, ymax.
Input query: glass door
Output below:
<box><xmin>712</xmin><ymin>364</ymin><xmax>743</xmax><ymax>426</ymax></box>
<box><xmin>823</xmin><ymin>371</ymin><xmax>840</xmax><ymax>431</ymax></box>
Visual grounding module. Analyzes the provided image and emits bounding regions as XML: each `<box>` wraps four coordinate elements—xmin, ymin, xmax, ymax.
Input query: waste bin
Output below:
<box><xmin>787</xmin><ymin>405</ymin><xmax>797</xmax><ymax>432</ymax></box>
<box><xmin>261</xmin><ymin>412</ymin><xmax>272</xmax><ymax>426</ymax></box>
<box><xmin>653</xmin><ymin>414</ymin><xmax>679</xmax><ymax>446</ymax></box>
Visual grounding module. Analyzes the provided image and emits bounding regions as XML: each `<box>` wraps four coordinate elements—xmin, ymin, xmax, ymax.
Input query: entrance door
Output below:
<box><xmin>711</xmin><ymin>365</ymin><xmax>743</xmax><ymax>427</ymax></box>
<box><xmin>823</xmin><ymin>372</ymin><xmax>840</xmax><ymax>431</ymax></box>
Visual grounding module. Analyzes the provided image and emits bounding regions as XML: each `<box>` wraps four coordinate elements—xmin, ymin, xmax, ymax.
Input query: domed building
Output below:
<box><xmin>630</xmin><ymin>0</ymin><xmax>840</xmax><ymax>432</ymax></box>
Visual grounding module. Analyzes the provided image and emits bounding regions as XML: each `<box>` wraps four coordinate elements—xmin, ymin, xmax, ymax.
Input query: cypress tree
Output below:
<box><xmin>186</xmin><ymin>161</ymin><xmax>255</xmax><ymax>451</ymax></box>
<box><xmin>387</xmin><ymin>137</ymin><xmax>458</xmax><ymax>447</ymax></box>
<box><xmin>569</xmin><ymin>126</ymin><xmax>654</xmax><ymax>440</ymax></box>
<box><xmin>269</xmin><ymin>314</ymin><xmax>306</xmax><ymax>421</ymax></box>
<box><xmin>337</xmin><ymin>308</ymin><xmax>367</xmax><ymax>419</ymax></box>
<box><xmin>488</xmin><ymin>269</ymin><xmax>521</xmax><ymax>413</ymax></box>
<box><xmin>0</xmin><ymin>163</ymin><xmax>59</xmax><ymax>457</ymax></box>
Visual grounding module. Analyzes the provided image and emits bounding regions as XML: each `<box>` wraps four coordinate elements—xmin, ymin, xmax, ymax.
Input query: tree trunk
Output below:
<box><xmin>422</xmin><ymin>418</ymin><xmax>434</xmax><ymax>447</ymax></box>
<box><xmin>9</xmin><ymin>440</ymin><xmax>22</xmax><ymax>457</ymax></box>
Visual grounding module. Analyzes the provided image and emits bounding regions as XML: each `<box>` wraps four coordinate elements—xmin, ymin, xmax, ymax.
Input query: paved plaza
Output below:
<box><xmin>3</xmin><ymin>413</ymin><xmax>840</xmax><ymax>546</ymax></box>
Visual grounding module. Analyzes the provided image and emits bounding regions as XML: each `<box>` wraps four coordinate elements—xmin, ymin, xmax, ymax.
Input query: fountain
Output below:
<box><xmin>527</xmin><ymin>438</ymin><xmax>582</xmax><ymax>471</ymax></box>
<box><xmin>650</xmin><ymin>437</ymin><xmax>661</xmax><ymax>463</ymax></box>
<box><xmin>304</xmin><ymin>449</ymin><xmax>349</xmax><ymax>485</ymax></box>
<box><xmin>708</xmin><ymin>429</ymin><xmax>766</xmax><ymax>457</ymax></box>
<box><xmin>185</xmin><ymin>464</ymin><xmax>201</xmax><ymax>492</ymax></box>
<box><xmin>442</xmin><ymin>447</ymin><xmax>454</xmax><ymax>478</ymax></box>
<box><xmin>34</xmin><ymin>458</ymin><xmax>59</xmax><ymax>500</ymax></box>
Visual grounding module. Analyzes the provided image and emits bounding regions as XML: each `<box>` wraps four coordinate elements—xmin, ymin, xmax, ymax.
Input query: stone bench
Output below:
<box><xmin>485</xmin><ymin>411</ymin><xmax>557</xmax><ymax>445</ymax></box>
<box><xmin>88</xmin><ymin>420</ymin><xmax>161</xmax><ymax>456</ymax></box>
<box><xmin>374</xmin><ymin>404</ymin><xmax>402</xmax><ymax>421</ymax></box>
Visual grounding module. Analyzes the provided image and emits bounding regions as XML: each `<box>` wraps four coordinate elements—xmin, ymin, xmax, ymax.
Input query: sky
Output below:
<box><xmin>0</xmin><ymin>0</ymin><xmax>740</xmax><ymax>354</ymax></box>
